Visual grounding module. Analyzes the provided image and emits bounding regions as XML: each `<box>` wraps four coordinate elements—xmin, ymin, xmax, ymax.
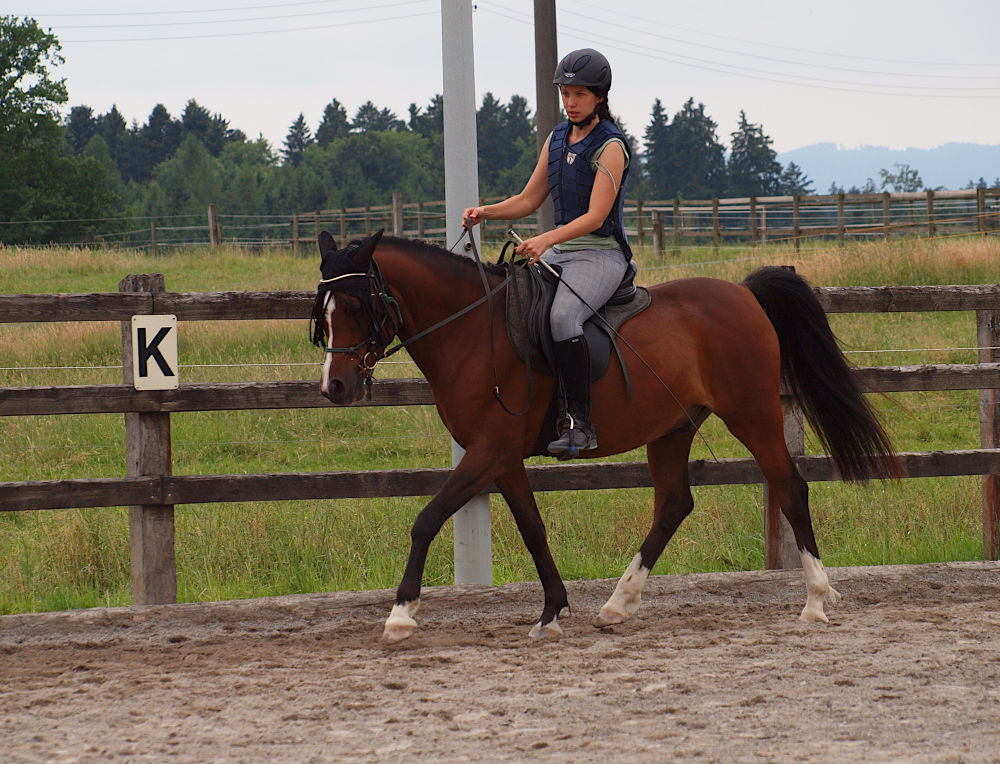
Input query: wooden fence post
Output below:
<box><xmin>418</xmin><ymin>201</ymin><xmax>425</xmax><ymax>238</ymax></box>
<box><xmin>882</xmin><ymin>192</ymin><xmax>891</xmax><ymax>239</ymax></box>
<box><xmin>339</xmin><ymin>209</ymin><xmax>347</xmax><ymax>242</ymax></box>
<box><xmin>291</xmin><ymin>213</ymin><xmax>299</xmax><ymax>250</ymax></box>
<box><xmin>120</xmin><ymin>273</ymin><xmax>176</xmax><ymax>606</ymax></box>
<box><xmin>652</xmin><ymin>210</ymin><xmax>664</xmax><ymax>257</ymax></box>
<box><xmin>926</xmin><ymin>189</ymin><xmax>936</xmax><ymax>239</ymax></box>
<box><xmin>765</xmin><ymin>395</ymin><xmax>805</xmax><ymax>569</ymax></box>
<box><xmin>150</xmin><ymin>221</ymin><xmax>157</xmax><ymax>256</ymax></box>
<box><xmin>712</xmin><ymin>198</ymin><xmax>721</xmax><ymax>255</ymax></box>
<box><xmin>792</xmin><ymin>196</ymin><xmax>801</xmax><ymax>252</ymax></box>
<box><xmin>976</xmin><ymin>187</ymin><xmax>986</xmax><ymax>237</ymax></box>
<box><xmin>749</xmin><ymin>196</ymin><xmax>758</xmax><ymax>248</ymax></box>
<box><xmin>837</xmin><ymin>192</ymin><xmax>846</xmax><ymax>247</ymax></box>
<box><xmin>391</xmin><ymin>192</ymin><xmax>404</xmax><ymax>236</ymax></box>
<box><xmin>979</xmin><ymin>309</ymin><xmax>1000</xmax><ymax>559</ymax></box>
<box><xmin>207</xmin><ymin>203</ymin><xmax>221</xmax><ymax>246</ymax></box>
<box><xmin>636</xmin><ymin>200</ymin><xmax>645</xmax><ymax>247</ymax></box>
<box><xmin>672</xmin><ymin>198</ymin><xmax>681</xmax><ymax>256</ymax></box>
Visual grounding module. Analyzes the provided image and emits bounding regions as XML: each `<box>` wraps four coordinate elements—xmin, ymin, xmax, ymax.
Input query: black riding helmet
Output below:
<box><xmin>552</xmin><ymin>48</ymin><xmax>612</xmax><ymax>94</ymax></box>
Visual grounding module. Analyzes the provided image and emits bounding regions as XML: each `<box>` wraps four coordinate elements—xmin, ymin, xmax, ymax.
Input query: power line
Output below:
<box><xmin>53</xmin><ymin>0</ymin><xmax>430</xmax><ymax>29</ymax></box>
<box><xmin>567</xmin><ymin>6</ymin><xmax>1000</xmax><ymax>82</ymax></box>
<box><xmin>62</xmin><ymin>8</ymin><xmax>437</xmax><ymax>43</ymax></box>
<box><xmin>27</xmin><ymin>0</ymin><xmax>375</xmax><ymax>17</ymax></box>
<box><xmin>573</xmin><ymin>0</ymin><xmax>1000</xmax><ymax>71</ymax></box>
<box><xmin>480</xmin><ymin>6</ymin><xmax>1000</xmax><ymax>99</ymax></box>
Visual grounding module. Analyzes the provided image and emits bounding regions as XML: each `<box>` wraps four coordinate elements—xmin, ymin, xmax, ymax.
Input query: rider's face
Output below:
<box><xmin>560</xmin><ymin>86</ymin><xmax>601</xmax><ymax>123</ymax></box>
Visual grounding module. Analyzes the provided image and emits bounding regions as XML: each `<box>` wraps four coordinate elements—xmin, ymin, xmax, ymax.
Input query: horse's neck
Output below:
<box><xmin>379</xmin><ymin>247</ymin><xmax>498</xmax><ymax>366</ymax></box>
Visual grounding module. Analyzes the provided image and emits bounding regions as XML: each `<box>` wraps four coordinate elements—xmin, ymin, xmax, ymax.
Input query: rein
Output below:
<box><xmin>461</xmin><ymin>225</ymin><xmax>533</xmax><ymax>416</ymax></box>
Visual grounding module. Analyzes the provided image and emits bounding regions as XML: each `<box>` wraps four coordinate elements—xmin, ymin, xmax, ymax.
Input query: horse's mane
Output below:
<box><xmin>378</xmin><ymin>235</ymin><xmax>509</xmax><ymax>278</ymax></box>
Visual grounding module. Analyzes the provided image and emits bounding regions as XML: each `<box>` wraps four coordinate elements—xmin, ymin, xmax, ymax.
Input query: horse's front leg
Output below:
<box><xmin>383</xmin><ymin>449</ymin><xmax>499</xmax><ymax>642</ymax></box>
<box><xmin>494</xmin><ymin>465</ymin><xmax>569</xmax><ymax>639</ymax></box>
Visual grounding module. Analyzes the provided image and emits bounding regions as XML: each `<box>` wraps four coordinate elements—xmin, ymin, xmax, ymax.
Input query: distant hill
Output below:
<box><xmin>776</xmin><ymin>142</ymin><xmax>1000</xmax><ymax>193</ymax></box>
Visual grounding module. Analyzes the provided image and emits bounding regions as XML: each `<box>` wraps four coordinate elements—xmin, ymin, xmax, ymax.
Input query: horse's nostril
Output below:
<box><xmin>328</xmin><ymin>378</ymin><xmax>346</xmax><ymax>400</ymax></box>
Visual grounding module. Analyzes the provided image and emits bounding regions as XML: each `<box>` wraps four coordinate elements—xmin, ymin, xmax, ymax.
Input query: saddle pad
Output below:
<box><xmin>505</xmin><ymin>262</ymin><xmax>651</xmax><ymax>379</ymax></box>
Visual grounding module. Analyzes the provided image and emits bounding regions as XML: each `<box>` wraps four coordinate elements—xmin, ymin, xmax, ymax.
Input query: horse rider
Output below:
<box><xmin>462</xmin><ymin>47</ymin><xmax>633</xmax><ymax>459</ymax></box>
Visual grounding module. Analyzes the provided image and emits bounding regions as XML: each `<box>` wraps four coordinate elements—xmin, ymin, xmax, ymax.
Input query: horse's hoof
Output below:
<box><xmin>383</xmin><ymin>621</ymin><xmax>416</xmax><ymax>642</ymax></box>
<box><xmin>798</xmin><ymin>606</ymin><xmax>829</xmax><ymax>623</ymax></box>
<box><xmin>528</xmin><ymin>617</ymin><xmax>563</xmax><ymax>640</ymax></box>
<box><xmin>383</xmin><ymin>601</ymin><xmax>419</xmax><ymax>642</ymax></box>
<box><xmin>595</xmin><ymin>605</ymin><xmax>629</xmax><ymax>626</ymax></box>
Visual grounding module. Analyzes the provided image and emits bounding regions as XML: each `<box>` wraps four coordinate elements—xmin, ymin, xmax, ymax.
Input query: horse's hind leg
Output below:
<box><xmin>598</xmin><ymin>428</ymin><xmax>698</xmax><ymax>625</ymax></box>
<box><xmin>725</xmin><ymin>412</ymin><xmax>841</xmax><ymax>623</ymax></box>
<box><xmin>494</xmin><ymin>465</ymin><xmax>570</xmax><ymax>639</ymax></box>
<box><xmin>771</xmin><ymin>466</ymin><xmax>841</xmax><ymax>622</ymax></box>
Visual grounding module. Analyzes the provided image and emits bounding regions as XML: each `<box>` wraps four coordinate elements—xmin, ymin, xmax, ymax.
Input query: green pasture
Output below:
<box><xmin>1</xmin><ymin>235</ymin><xmax>997</xmax><ymax>614</ymax></box>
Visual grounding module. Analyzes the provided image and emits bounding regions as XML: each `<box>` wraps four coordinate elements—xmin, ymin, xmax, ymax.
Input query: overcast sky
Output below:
<box><xmin>24</xmin><ymin>0</ymin><xmax>1000</xmax><ymax>154</ymax></box>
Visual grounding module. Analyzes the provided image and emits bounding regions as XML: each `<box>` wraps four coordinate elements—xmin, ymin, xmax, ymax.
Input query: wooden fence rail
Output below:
<box><xmin>1</xmin><ymin>280</ymin><xmax>999</xmax><ymax>606</ymax></box>
<box><xmin>29</xmin><ymin>189</ymin><xmax>997</xmax><ymax>250</ymax></box>
<box><xmin>286</xmin><ymin>188</ymin><xmax>1000</xmax><ymax>252</ymax></box>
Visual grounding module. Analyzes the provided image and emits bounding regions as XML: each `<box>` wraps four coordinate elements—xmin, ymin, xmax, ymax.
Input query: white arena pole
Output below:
<box><xmin>441</xmin><ymin>0</ymin><xmax>492</xmax><ymax>586</ymax></box>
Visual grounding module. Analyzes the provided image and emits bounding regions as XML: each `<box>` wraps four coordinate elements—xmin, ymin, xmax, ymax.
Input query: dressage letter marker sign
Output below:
<box><xmin>131</xmin><ymin>315</ymin><xmax>178</xmax><ymax>390</ymax></box>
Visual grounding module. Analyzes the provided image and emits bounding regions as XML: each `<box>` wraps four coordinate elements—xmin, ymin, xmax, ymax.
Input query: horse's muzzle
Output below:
<box><xmin>321</xmin><ymin>375</ymin><xmax>352</xmax><ymax>404</ymax></box>
<box><xmin>320</xmin><ymin>370</ymin><xmax>365</xmax><ymax>405</ymax></box>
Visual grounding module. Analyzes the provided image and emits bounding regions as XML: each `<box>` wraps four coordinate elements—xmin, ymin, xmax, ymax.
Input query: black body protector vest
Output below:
<box><xmin>547</xmin><ymin>119</ymin><xmax>633</xmax><ymax>260</ymax></box>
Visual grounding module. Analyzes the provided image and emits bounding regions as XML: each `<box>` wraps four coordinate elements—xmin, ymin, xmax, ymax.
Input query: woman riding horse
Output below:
<box><xmin>463</xmin><ymin>48</ymin><xmax>631</xmax><ymax>460</ymax></box>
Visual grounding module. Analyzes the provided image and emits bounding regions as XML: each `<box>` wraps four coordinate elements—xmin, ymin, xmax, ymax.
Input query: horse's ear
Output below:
<box><xmin>348</xmin><ymin>229</ymin><xmax>384</xmax><ymax>268</ymax></box>
<box><xmin>318</xmin><ymin>230</ymin><xmax>337</xmax><ymax>254</ymax></box>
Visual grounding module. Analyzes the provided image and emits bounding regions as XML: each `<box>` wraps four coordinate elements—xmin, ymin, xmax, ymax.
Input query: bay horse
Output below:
<box><xmin>311</xmin><ymin>229</ymin><xmax>898</xmax><ymax>642</ymax></box>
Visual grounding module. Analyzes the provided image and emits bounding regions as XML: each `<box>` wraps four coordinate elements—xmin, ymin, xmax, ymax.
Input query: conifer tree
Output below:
<box><xmin>642</xmin><ymin>98</ymin><xmax>670</xmax><ymax>199</ymax></box>
<box><xmin>727</xmin><ymin>110</ymin><xmax>782</xmax><ymax>196</ymax></box>
<box><xmin>282</xmin><ymin>113</ymin><xmax>313</xmax><ymax>167</ymax></box>
<box><xmin>316</xmin><ymin>99</ymin><xmax>350</xmax><ymax>146</ymax></box>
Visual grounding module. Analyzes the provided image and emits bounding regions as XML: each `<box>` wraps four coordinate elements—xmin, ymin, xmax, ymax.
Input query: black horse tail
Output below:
<box><xmin>742</xmin><ymin>266</ymin><xmax>901</xmax><ymax>482</ymax></box>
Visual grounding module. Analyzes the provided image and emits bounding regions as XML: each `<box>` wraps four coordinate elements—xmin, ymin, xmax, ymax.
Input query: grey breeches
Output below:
<box><xmin>542</xmin><ymin>247</ymin><xmax>630</xmax><ymax>342</ymax></box>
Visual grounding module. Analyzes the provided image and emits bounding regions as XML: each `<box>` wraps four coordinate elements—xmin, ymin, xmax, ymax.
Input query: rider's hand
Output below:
<box><xmin>462</xmin><ymin>206</ymin><xmax>486</xmax><ymax>227</ymax></box>
<box><xmin>515</xmin><ymin>234</ymin><xmax>551</xmax><ymax>265</ymax></box>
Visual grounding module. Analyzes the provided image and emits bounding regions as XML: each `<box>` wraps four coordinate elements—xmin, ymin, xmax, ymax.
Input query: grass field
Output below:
<box><xmin>1</xmin><ymin>234</ymin><xmax>997</xmax><ymax>614</ymax></box>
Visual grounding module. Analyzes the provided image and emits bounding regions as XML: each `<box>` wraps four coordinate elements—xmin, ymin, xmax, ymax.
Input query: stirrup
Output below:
<box><xmin>547</xmin><ymin>413</ymin><xmax>598</xmax><ymax>459</ymax></box>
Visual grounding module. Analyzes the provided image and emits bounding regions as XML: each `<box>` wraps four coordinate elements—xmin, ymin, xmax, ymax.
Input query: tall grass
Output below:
<box><xmin>1</xmin><ymin>235</ymin><xmax>996</xmax><ymax>613</ymax></box>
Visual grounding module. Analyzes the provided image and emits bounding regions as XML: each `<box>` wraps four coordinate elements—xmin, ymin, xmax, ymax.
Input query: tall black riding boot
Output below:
<box><xmin>547</xmin><ymin>336</ymin><xmax>598</xmax><ymax>459</ymax></box>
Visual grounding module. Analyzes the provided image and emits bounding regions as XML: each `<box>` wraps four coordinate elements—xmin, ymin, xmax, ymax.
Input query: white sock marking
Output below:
<box><xmin>799</xmin><ymin>551</ymin><xmax>840</xmax><ymax>623</ymax></box>
<box><xmin>383</xmin><ymin>599</ymin><xmax>421</xmax><ymax>641</ymax></box>
<box><xmin>599</xmin><ymin>553</ymin><xmax>650</xmax><ymax>623</ymax></box>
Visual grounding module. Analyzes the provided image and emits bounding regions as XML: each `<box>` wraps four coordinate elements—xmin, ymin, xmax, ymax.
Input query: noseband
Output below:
<box><xmin>312</xmin><ymin>259</ymin><xmax>403</xmax><ymax>398</ymax></box>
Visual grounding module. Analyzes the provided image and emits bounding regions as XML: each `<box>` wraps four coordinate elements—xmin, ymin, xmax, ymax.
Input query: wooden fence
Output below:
<box><xmin>40</xmin><ymin>188</ymin><xmax>999</xmax><ymax>251</ymax></box>
<box><xmin>288</xmin><ymin>187</ymin><xmax>1000</xmax><ymax>252</ymax></box>
<box><xmin>1</xmin><ymin>278</ymin><xmax>999</xmax><ymax>606</ymax></box>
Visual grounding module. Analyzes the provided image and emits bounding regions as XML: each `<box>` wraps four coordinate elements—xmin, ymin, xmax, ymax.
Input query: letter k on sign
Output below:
<box><xmin>131</xmin><ymin>315</ymin><xmax>179</xmax><ymax>390</ymax></box>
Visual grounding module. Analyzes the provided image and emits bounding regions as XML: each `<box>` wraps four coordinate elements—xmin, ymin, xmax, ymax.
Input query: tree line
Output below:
<box><xmin>0</xmin><ymin>15</ymin><xmax>862</xmax><ymax>247</ymax></box>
